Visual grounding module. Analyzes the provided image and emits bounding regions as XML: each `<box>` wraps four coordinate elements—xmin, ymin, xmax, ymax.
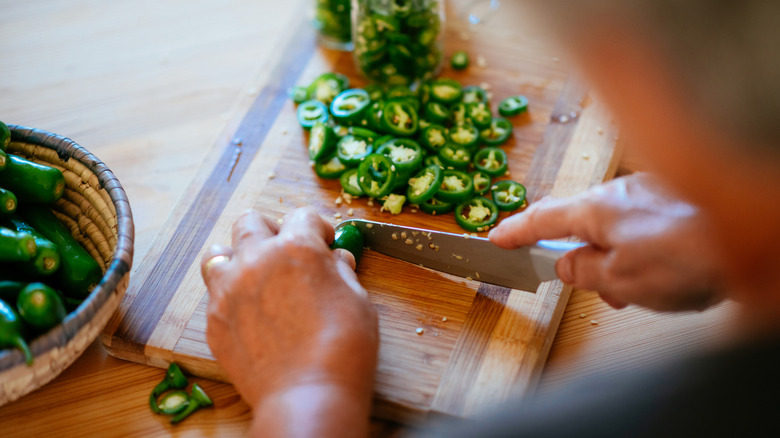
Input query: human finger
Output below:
<box><xmin>232</xmin><ymin>209</ymin><xmax>280</xmax><ymax>255</ymax></box>
<box><xmin>332</xmin><ymin>251</ymin><xmax>368</xmax><ymax>299</ymax></box>
<box><xmin>332</xmin><ymin>248</ymin><xmax>357</xmax><ymax>271</ymax></box>
<box><xmin>488</xmin><ymin>196</ymin><xmax>585</xmax><ymax>249</ymax></box>
<box><xmin>556</xmin><ymin>244</ymin><xmax>614</xmax><ymax>293</ymax></box>
<box><xmin>278</xmin><ymin>207</ymin><xmax>335</xmax><ymax>244</ymax></box>
<box><xmin>201</xmin><ymin>244</ymin><xmax>234</xmax><ymax>290</ymax></box>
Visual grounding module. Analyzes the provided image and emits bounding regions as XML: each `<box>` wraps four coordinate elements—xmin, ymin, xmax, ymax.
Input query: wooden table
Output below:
<box><xmin>0</xmin><ymin>0</ymin><xmax>736</xmax><ymax>435</ymax></box>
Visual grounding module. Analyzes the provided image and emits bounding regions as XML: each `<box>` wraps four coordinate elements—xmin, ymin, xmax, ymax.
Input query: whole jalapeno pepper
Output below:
<box><xmin>16</xmin><ymin>282</ymin><xmax>66</xmax><ymax>332</ymax></box>
<box><xmin>0</xmin><ymin>298</ymin><xmax>33</xmax><ymax>365</ymax></box>
<box><xmin>330</xmin><ymin>224</ymin><xmax>364</xmax><ymax>264</ymax></box>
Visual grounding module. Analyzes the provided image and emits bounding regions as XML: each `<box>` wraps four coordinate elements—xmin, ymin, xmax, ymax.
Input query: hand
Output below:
<box><xmin>201</xmin><ymin>208</ymin><xmax>378</xmax><ymax>436</ymax></box>
<box><xmin>488</xmin><ymin>173</ymin><xmax>726</xmax><ymax>311</ymax></box>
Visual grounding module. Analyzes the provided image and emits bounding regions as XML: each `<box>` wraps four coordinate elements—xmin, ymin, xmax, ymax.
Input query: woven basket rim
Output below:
<box><xmin>0</xmin><ymin>125</ymin><xmax>134</xmax><ymax>371</ymax></box>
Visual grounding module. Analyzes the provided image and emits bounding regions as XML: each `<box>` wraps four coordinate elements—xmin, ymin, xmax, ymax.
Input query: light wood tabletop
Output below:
<box><xmin>0</xmin><ymin>0</ymin><xmax>737</xmax><ymax>436</ymax></box>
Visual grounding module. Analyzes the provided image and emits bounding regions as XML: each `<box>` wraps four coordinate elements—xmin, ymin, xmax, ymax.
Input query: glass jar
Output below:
<box><xmin>313</xmin><ymin>0</ymin><xmax>353</xmax><ymax>50</ymax></box>
<box><xmin>352</xmin><ymin>0</ymin><xmax>444</xmax><ymax>86</ymax></box>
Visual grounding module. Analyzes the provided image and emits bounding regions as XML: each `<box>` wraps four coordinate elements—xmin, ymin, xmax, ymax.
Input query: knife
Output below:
<box><xmin>336</xmin><ymin>219</ymin><xmax>584</xmax><ymax>292</ymax></box>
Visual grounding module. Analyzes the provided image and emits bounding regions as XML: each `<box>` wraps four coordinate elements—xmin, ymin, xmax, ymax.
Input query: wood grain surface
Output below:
<box><xmin>0</xmin><ymin>0</ymin><xmax>737</xmax><ymax>436</ymax></box>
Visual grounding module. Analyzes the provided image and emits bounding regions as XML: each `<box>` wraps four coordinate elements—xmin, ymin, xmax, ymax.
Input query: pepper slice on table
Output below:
<box><xmin>308</xmin><ymin>122</ymin><xmax>337</xmax><ymax>162</ymax></box>
<box><xmin>448</xmin><ymin>122</ymin><xmax>480</xmax><ymax>150</ymax></box>
<box><xmin>380</xmin><ymin>100</ymin><xmax>418</xmax><ymax>136</ymax></box>
<box><xmin>288</xmin><ymin>86</ymin><xmax>309</xmax><ymax>103</ymax></box>
<box><xmin>339</xmin><ymin>168</ymin><xmax>365</xmax><ymax>197</ymax></box>
<box><xmin>297</xmin><ymin>100</ymin><xmax>330</xmax><ymax>129</ymax></box>
<box><xmin>462</xmin><ymin>85</ymin><xmax>489</xmax><ymax>104</ymax></box>
<box><xmin>479</xmin><ymin>117</ymin><xmax>513</xmax><ymax>146</ymax></box>
<box><xmin>157</xmin><ymin>390</ymin><xmax>190</xmax><ymax>415</ymax></box>
<box><xmin>419</xmin><ymin>124</ymin><xmax>447</xmax><ymax>154</ymax></box>
<box><xmin>471</xmin><ymin>170</ymin><xmax>493</xmax><ymax>196</ymax></box>
<box><xmin>466</xmin><ymin>102</ymin><xmax>492</xmax><ymax>130</ymax></box>
<box><xmin>449</xmin><ymin>103</ymin><xmax>468</xmax><ymax>126</ymax></box>
<box><xmin>336</xmin><ymin>135</ymin><xmax>374</xmax><ymax>167</ymax></box>
<box><xmin>498</xmin><ymin>95</ymin><xmax>529</xmax><ymax>117</ymax></box>
<box><xmin>491</xmin><ymin>180</ymin><xmax>527</xmax><ymax>211</ymax></box>
<box><xmin>474</xmin><ymin>147</ymin><xmax>509</xmax><ymax>177</ymax></box>
<box><xmin>314</xmin><ymin>152</ymin><xmax>348</xmax><ymax>179</ymax></box>
<box><xmin>455</xmin><ymin>197</ymin><xmax>499</xmax><ymax>232</ymax></box>
<box><xmin>150</xmin><ymin>363</ymin><xmax>189</xmax><ymax>414</ymax></box>
<box><xmin>436</xmin><ymin>169</ymin><xmax>474</xmax><ymax>204</ymax></box>
<box><xmin>423</xmin><ymin>101</ymin><xmax>450</xmax><ymax>125</ymax></box>
<box><xmin>429</xmin><ymin>78</ymin><xmax>463</xmax><ymax>104</ymax></box>
<box><xmin>330</xmin><ymin>89</ymin><xmax>371</xmax><ymax>124</ymax></box>
<box><xmin>306</xmin><ymin>72</ymin><xmax>349</xmax><ymax>104</ymax></box>
<box><xmin>376</xmin><ymin>138</ymin><xmax>423</xmax><ymax>175</ymax></box>
<box><xmin>171</xmin><ymin>383</ymin><xmax>213</xmax><ymax>424</ymax></box>
<box><xmin>450</xmin><ymin>50</ymin><xmax>469</xmax><ymax>70</ymax></box>
<box><xmin>357</xmin><ymin>153</ymin><xmax>397</xmax><ymax>198</ymax></box>
<box><xmin>438</xmin><ymin>144</ymin><xmax>471</xmax><ymax>169</ymax></box>
<box><xmin>406</xmin><ymin>165</ymin><xmax>443</xmax><ymax>204</ymax></box>
<box><xmin>419</xmin><ymin>196</ymin><xmax>454</xmax><ymax>215</ymax></box>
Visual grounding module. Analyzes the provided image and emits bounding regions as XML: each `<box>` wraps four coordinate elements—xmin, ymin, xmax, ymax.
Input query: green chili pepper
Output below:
<box><xmin>306</xmin><ymin>72</ymin><xmax>349</xmax><ymax>105</ymax></box>
<box><xmin>0</xmin><ymin>227</ymin><xmax>36</xmax><ymax>263</ymax></box>
<box><xmin>419</xmin><ymin>123</ymin><xmax>448</xmax><ymax>153</ymax></box>
<box><xmin>448</xmin><ymin>122</ymin><xmax>480</xmax><ymax>150</ymax></box>
<box><xmin>0</xmin><ymin>154</ymin><xmax>65</xmax><ymax>204</ymax></box>
<box><xmin>313</xmin><ymin>0</ymin><xmax>352</xmax><ymax>45</ymax></box>
<box><xmin>466</xmin><ymin>102</ymin><xmax>492</xmax><ymax>130</ymax></box>
<box><xmin>336</xmin><ymin>135</ymin><xmax>374</xmax><ymax>167</ymax></box>
<box><xmin>419</xmin><ymin>196</ymin><xmax>454</xmax><ymax>215</ymax></box>
<box><xmin>430</xmin><ymin>78</ymin><xmax>463</xmax><ymax>104</ymax></box>
<box><xmin>157</xmin><ymin>390</ymin><xmax>190</xmax><ymax>415</ymax></box>
<box><xmin>330</xmin><ymin>224</ymin><xmax>364</xmax><ymax>263</ymax></box>
<box><xmin>314</xmin><ymin>152</ymin><xmax>348</xmax><ymax>179</ymax></box>
<box><xmin>462</xmin><ymin>86</ymin><xmax>489</xmax><ymax>104</ymax></box>
<box><xmin>449</xmin><ymin>102</ymin><xmax>468</xmax><ymax>126</ymax></box>
<box><xmin>330</xmin><ymin>89</ymin><xmax>371</xmax><ymax>124</ymax></box>
<box><xmin>455</xmin><ymin>197</ymin><xmax>499</xmax><ymax>232</ymax></box>
<box><xmin>308</xmin><ymin>122</ymin><xmax>337</xmax><ymax>163</ymax></box>
<box><xmin>376</xmin><ymin>138</ymin><xmax>423</xmax><ymax>175</ymax></box>
<box><xmin>470</xmin><ymin>170</ymin><xmax>493</xmax><ymax>196</ymax></box>
<box><xmin>0</xmin><ymin>298</ymin><xmax>32</xmax><ymax>365</ymax></box>
<box><xmin>479</xmin><ymin>117</ymin><xmax>513</xmax><ymax>146</ymax></box>
<box><xmin>406</xmin><ymin>165</ymin><xmax>443</xmax><ymax>205</ymax></box>
<box><xmin>450</xmin><ymin>50</ymin><xmax>469</xmax><ymax>70</ymax></box>
<box><xmin>16</xmin><ymin>282</ymin><xmax>66</xmax><ymax>332</ymax></box>
<box><xmin>491</xmin><ymin>180</ymin><xmax>527</xmax><ymax>211</ymax></box>
<box><xmin>0</xmin><ymin>121</ymin><xmax>10</xmax><ymax>151</ymax></box>
<box><xmin>150</xmin><ymin>363</ymin><xmax>189</xmax><ymax>414</ymax></box>
<box><xmin>424</xmin><ymin>101</ymin><xmax>450</xmax><ymax>125</ymax></box>
<box><xmin>357</xmin><ymin>154</ymin><xmax>396</xmax><ymax>198</ymax></box>
<box><xmin>424</xmin><ymin>155</ymin><xmax>445</xmax><ymax>169</ymax></box>
<box><xmin>438</xmin><ymin>144</ymin><xmax>471</xmax><ymax>169</ymax></box>
<box><xmin>0</xmin><ymin>188</ymin><xmax>17</xmax><ymax>216</ymax></box>
<box><xmin>474</xmin><ymin>147</ymin><xmax>509</xmax><ymax>177</ymax></box>
<box><xmin>170</xmin><ymin>383</ymin><xmax>213</xmax><ymax>424</ymax></box>
<box><xmin>288</xmin><ymin>86</ymin><xmax>309</xmax><ymax>104</ymax></box>
<box><xmin>498</xmin><ymin>95</ymin><xmax>529</xmax><ymax>117</ymax></box>
<box><xmin>0</xmin><ymin>281</ymin><xmax>25</xmax><ymax>305</ymax></box>
<box><xmin>437</xmin><ymin>169</ymin><xmax>474</xmax><ymax>204</ymax></box>
<box><xmin>297</xmin><ymin>100</ymin><xmax>329</xmax><ymax>129</ymax></box>
<box><xmin>364</xmin><ymin>83</ymin><xmax>385</xmax><ymax>102</ymax></box>
<box><xmin>380</xmin><ymin>100</ymin><xmax>418</xmax><ymax>136</ymax></box>
<box><xmin>339</xmin><ymin>168</ymin><xmax>365</xmax><ymax>197</ymax></box>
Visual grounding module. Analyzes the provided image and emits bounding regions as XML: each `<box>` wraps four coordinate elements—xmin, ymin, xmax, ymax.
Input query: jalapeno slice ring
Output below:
<box><xmin>450</xmin><ymin>50</ymin><xmax>469</xmax><ymax>70</ymax></box>
<box><xmin>307</xmin><ymin>72</ymin><xmax>349</xmax><ymax>104</ymax></box>
<box><xmin>424</xmin><ymin>101</ymin><xmax>450</xmax><ymax>125</ymax></box>
<box><xmin>420</xmin><ymin>123</ymin><xmax>448</xmax><ymax>153</ymax></box>
<box><xmin>438</xmin><ymin>144</ymin><xmax>471</xmax><ymax>170</ymax></box>
<box><xmin>479</xmin><ymin>117</ymin><xmax>513</xmax><ymax>146</ymax></box>
<box><xmin>308</xmin><ymin>122</ymin><xmax>337</xmax><ymax>162</ymax></box>
<box><xmin>357</xmin><ymin>153</ymin><xmax>397</xmax><ymax>198</ymax></box>
<box><xmin>491</xmin><ymin>180</ymin><xmax>527</xmax><ymax>211</ymax></box>
<box><xmin>315</xmin><ymin>152</ymin><xmax>348</xmax><ymax>179</ymax></box>
<box><xmin>462</xmin><ymin>86</ymin><xmax>489</xmax><ymax>104</ymax></box>
<box><xmin>380</xmin><ymin>100</ymin><xmax>419</xmax><ymax>136</ymax></box>
<box><xmin>470</xmin><ymin>170</ymin><xmax>493</xmax><ymax>196</ymax></box>
<box><xmin>297</xmin><ymin>100</ymin><xmax>329</xmax><ymax>129</ymax></box>
<box><xmin>473</xmin><ymin>147</ymin><xmax>509</xmax><ymax>177</ymax></box>
<box><xmin>336</xmin><ymin>135</ymin><xmax>374</xmax><ymax>167</ymax></box>
<box><xmin>339</xmin><ymin>168</ymin><xmax>365</xmax><ymax>197</ymax></box>
<box><xmin>448</xmin><ymin>122</ymin><xmax>480</xmax><ymax>150</ymax></box>
<box><xmin>419</xmin><ymin>196</ymin><xmax>454</xmax><ymax>215</ymax></box>
<box><xmin>376</xmin><ymin>138</ymin><xmax>423</xmax><ymax>174</ymax></box>
<box><xmin>466</xmin><ymin>102</ymin><xmax>492</xmax><ymax>130</ymax></box>
<box><xmin>330</xmin><ymin>89</ymin><xmax>371</xmax><ymax>124</ymax></box>
<box><xmin>455</xmin><ymin>197</ymin><xmax>499</xmax><ymax>232</ymax></box>
<box><xmin>498</xmin><ymin>95</ymin><xmax>529</xmax><ymax>117</ymax></box>
<box><xmin>436</xmin><ymin>169</ymin><xmax>474</xmax><ymax>204</ymax></box>
<box><xmin>406</xmin><ymin>165</ymin><xmax>443</xmax><ymax>204</ymax></box>
<box><xmin>289</xmin><ymin>86</ymin><xmax>309</xmax><ymax>103</ymax></box>
<box><xmin>430</xmin><ymin>78</ymin><xmax>463</xmax><ymax>104</ymax></box>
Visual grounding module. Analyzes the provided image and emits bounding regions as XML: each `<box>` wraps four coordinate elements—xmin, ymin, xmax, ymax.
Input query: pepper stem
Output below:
<box><xmin>15</xmin><ymin>336</ymin><xmax>33</xmax><ymax>366</ymax></box>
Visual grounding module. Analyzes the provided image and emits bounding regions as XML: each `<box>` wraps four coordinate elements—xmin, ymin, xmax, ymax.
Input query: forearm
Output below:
<box><xmin>250</xmin><ymin>383</ymin><xmax>373</xmax><ymax>438</ymax></box>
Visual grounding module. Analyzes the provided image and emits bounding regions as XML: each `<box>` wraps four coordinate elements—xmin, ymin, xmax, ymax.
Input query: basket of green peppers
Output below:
<box><xmin>0</xmin><ymin>122</ymin><xmax>134</xmax><ymax>406</ymax></box>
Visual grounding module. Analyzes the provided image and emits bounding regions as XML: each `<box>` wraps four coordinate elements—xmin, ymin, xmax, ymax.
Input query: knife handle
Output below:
<box><xmin>529</xmin><ymin>241</ymin><xmax>586</xmax><ymax>281</ymax></box>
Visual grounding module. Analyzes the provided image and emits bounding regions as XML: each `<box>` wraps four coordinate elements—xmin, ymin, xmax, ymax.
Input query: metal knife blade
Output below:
<box><xmin>336</xmin><ymin>219</ymin><xmax>584</xmax><ymax>292</ymax></box>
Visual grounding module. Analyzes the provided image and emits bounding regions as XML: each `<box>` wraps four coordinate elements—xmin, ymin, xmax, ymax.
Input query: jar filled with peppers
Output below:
<box><xmin>313</xmin><ymin>0</ymin><xmax>353</xmax><ymax>50</ymax></box>
<box><xmin>352</xmin><ymin>0</ymin><xmax>444</xmax><ymax>85</ymax></box>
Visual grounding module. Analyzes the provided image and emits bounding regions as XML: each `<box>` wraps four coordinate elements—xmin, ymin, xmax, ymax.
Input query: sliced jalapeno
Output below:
<box><xmin>455</xmin><ymin>197</ymin><xmax>499</xmax><ymax>232</ymax></box>
<box><xmin>376</xmin><ymin>138</ymin><xmax>423</xmax><ymax>175</ymax></box>
<box><xmin>419</xmin><ymin>196</ymin><xmax>454</xmax><ymax>215</ymax></box>
<box><xmin>339</xmin><ymin>168</ymin><xmax>365</xmax><ymax>197</ymax></box>
<box><xmin>307</xmin><ymin>72</ymin><xmax>349</xmax><ymax>104</ymax></box>
<box><xmin>498</xmin><ymin>95</ymin><xmax>529</xmax><ymax>117</ymax></box>
<box><xmin>438</xmin><ymin>144</ymin><xmax>471</xmax><ymax>169</ymax></box>
<box><xmin>297</xmin><ymin>100</ymin><xmax>329</xmax><ymax>129</ymax></box>
<box><xmin>380</xmin><ymin>100</ymin><xmax>418</xmax><ymax>137</ymax></box>
<box><xmin>381</xmin><ymin>193</ymin><xmax>406</xmax><ymax>215</ymax></box>
<box><xmin>289</xmin><ymin>86</ymin><xmax>309</xmax><ymax>103</ymax></box>
<box><xmin>386</xmin><ymin>85</ymin><xmax>416</xmax><ymax>100</ymax></box>
<box><xmin>364</xmin><ymin>83</ymin><xmax>385</xmax><ymax>102</ymax></box>
<box><xmin>419</xmin><ymin>123</ymin><xmax>448</xmax><ymax>153</ymax></box>
<box><xmin>366</xmin><ymin>100</ymin><xmax>385</xmax><ymax>132</ymax></box>
<box><xmin>157</xmin><ymin>390</ymin><xmax>190</xmax><ymax>415</ymax></box>
<box><xmin>450</xmin><ymin>50</ymin><xmax>469</xmax><ymax>70</ymax></box>
<box><xmin>437</xmin><ymin>169</ymin><xmax>474</xmax><ymax>204</ymax></box>
<box><xmin>462</xmin><ymin>86</ymin><xmax>489</xmax><ymax>104</ymax></box>
<box><xmin>479</xmin><ymin>117</ymin><xmax>513</xmax><ymax>146</ymax></box>
<box><xmin>406</xmin><ymin>165</ymin><xmax>443</xmax><ymax>204</ymax></box>
<box><xmin>449</xmin><ymin>102</ymin><xmax>468</xmax><ymax>125</ymax></box>
<box><xmin>309</xmin><ymin>122</ymin><xmax>336</xmax><ymax>162</ymax></box>
<box><xmin>473</xmin><ymin>147</ymin><xmax>509</xmax><ymax>177</ymax></box>
<box><xmin>336</xmin><ymin>135</ymin><xmax>373</xmax><ymax>167</ymax></box>
<box><xmin>348</xmin><ymin>126</ymin><xmax>380</xmax><ymax>141</ymax></box>
<box><xmin>491</xmin><ymin>180</ymin><xmax>527</xmax><ymax>211</ymax></box>
<box><xmin>470</xmin><ymin>170</ymin><xmax>493</xmax><ymax>196</ymax></box>
<box><xmin>330</xmin><ymin>89</ymin><xmax>371</xmax><ymax>124</ymax></box>
<box><xmin>466</xmin><ymin>102</ymin><xmax>492</xmax><ymax>130</ymax></box>
<box><xmin>430</xmin><ymin>78</ymin><xmax>463</xmax><ymax>104</ymax></box>
<box><xmin>424</xmin><ymin>155</ymin><xmax>445</xmax><ymax>169</ymax></box>
<box><xmin>314</xmin><ymin>152</ymin><xmax>348</xmax><ymax>179</ymax></box>
<box><xmin>357</xmin><ymin>153</ymin><xmax>396</xmax><ymax>198</ymax></box>
<box><xmin>424</xmin><ymin>101</ymin><xmax>450</xmax><ymax>125</ymax></box>
<box><xmin>448</xmin><ymin>122</ymin><xmax>480</xmax><ymax>150</ymax></box>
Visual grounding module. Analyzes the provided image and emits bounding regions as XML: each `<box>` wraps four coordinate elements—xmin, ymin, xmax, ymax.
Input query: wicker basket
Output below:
<box><xmin>0</xmin><ymin>125</ymin><xmax>134</xmax><ymax>405</ymax></box>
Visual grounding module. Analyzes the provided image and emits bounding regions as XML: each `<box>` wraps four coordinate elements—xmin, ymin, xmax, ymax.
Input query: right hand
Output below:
<box><xmin>488</xmin><ymin>173</ymin><xmax>726</xmax><ymax>311</ymax></box>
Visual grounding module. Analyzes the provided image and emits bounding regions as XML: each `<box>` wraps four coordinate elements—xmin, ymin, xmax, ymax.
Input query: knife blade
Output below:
<box><xmin>336</xmin><ymin>219</ymin><xmax>584</xmax><ymax>292</ymax></box>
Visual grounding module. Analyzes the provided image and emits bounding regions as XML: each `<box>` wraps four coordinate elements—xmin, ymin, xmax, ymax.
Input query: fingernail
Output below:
<box><xmin>557</xmin><ymin>257</ymin><xmax>574</xmax><ymax>284</ymax></box>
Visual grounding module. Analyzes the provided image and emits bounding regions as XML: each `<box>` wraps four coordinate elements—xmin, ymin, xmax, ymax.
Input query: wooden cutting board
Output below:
<box><xmin>101</xmin><ymin>4</ymin><xmax>621</xmax><ymax>424</ymax></box>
